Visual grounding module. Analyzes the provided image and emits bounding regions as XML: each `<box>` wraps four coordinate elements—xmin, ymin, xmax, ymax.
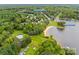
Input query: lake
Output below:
<box><xmin>46</xmin><ymin>21</ymin><xmax>79</xmax><ymax>54</ymax></box>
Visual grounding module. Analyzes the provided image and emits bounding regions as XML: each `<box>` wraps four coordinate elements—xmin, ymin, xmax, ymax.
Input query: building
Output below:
<box><xmin>33</xmin><ymin>9</ymin><xmax>47</xmax><ymax>12</ymax></box>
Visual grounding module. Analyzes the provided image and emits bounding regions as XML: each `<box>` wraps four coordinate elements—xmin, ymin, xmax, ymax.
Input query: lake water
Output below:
<box><xmin>47</xmin><ymin>21</ymin><xmax>79</xmax><ymax>54</ymax></box>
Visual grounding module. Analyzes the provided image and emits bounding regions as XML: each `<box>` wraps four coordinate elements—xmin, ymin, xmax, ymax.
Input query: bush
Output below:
<box><xmin>64</xmin><ymin>48</ymin><xmax>76</xmax><ymax>55</ymax></box>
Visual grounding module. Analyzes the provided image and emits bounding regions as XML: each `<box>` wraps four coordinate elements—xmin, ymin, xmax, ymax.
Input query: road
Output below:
<box><xmin>19</xmin><ymin>46</ymin><xmax>29</xmax><ymax>55</ymax></box>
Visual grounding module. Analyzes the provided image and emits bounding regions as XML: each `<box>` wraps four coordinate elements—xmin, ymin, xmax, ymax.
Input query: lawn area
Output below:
<box><xmin>48</xmin><ymin>20</ymin><xmax>58</xmax><ymax>27</ymax></box>
<box><xmin>48</xmin><ymin>20</ymin><xmax>64</xmax><ymax>29</ymax></box>
<box><xmin>25</xmin><ymin>33</ymin><xmax>48</xmax><ymax>55</ymax></box>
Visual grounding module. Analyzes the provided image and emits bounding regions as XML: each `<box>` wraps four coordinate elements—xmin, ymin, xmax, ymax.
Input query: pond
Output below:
<box><xmin>46</xmin><ymin>21</ymin><xmax>79</xmax><ymax>54</ymax></box>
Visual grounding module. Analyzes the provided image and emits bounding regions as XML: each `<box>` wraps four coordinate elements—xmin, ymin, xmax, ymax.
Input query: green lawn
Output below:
<box><xmin>48</xmin><ymin>20</ymin><xmax>64</xmax><ymax>29</ymax></box>
<box><xmin>48</xmin><ymin>20</ymin><xmax>58</xmax><ymax>27</ymax></box>
<box><xmin>25</xmin><ymin>33</ymin><xmax>48</xmax><ymax>55</ymax></box>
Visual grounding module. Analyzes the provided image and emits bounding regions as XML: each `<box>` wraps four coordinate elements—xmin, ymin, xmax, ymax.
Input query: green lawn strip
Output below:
<box><xmin>48</xmin><ymin>20</ymin><xmax>58</xmax><ymax>27</ymax></box>
<box><xmin>47</xmin><ymin>13</ymin><xmax>63</xmax><ymax>27</ymax></box>
<box><xmin>48</xmin><ymin>20</ymin><xmax>64</xmax><ymax>28</ymax></box>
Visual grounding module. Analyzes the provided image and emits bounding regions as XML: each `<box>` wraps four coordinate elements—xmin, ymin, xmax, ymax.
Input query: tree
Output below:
<box><xmin>21</xmin><ymin>34</ymin><xmax>31</xmax><ymax>48</ymax></box>
<box><xmin>36</xmin><ymin>37</ymin><xmax>65</xmax><ymax>55</ymax></box>
<box><xmin>0</xmin><ymin>43</ymin><xmax>20</xmax><ymax>55</ymax></box>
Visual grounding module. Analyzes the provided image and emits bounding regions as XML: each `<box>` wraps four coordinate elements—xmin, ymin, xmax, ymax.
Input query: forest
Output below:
<box><xmin>0</xmin><ymin>5</ymin><xmax>78</xmax><ymax>55</ymax></box>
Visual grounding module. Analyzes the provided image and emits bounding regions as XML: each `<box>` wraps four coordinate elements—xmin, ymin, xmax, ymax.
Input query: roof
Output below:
<box><xmin>33</xmin><ymin>9</ymin><xmax>47</xmax><ymax>12</ymax></box>
<box><xmin>16</xmin><ymin>34</ymin><xmax>23</xmax><ymax>39</ymax></box>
